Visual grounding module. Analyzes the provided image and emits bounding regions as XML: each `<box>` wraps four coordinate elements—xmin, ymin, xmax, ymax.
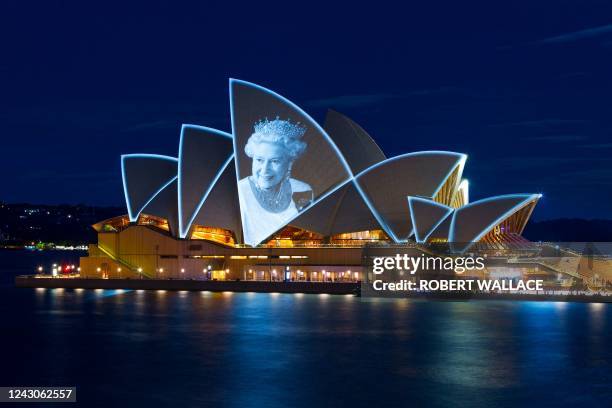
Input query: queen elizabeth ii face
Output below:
<box><xmin>250</xmin><ymin>141</ymin><xmax>292</xmax><ymax>190</ymax></box>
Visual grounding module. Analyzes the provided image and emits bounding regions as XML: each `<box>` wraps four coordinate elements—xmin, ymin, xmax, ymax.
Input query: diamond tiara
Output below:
<box><xmin>253</xmin><ymin>117</ymin><xmax>306</xmax><ymax>139</ymax></box>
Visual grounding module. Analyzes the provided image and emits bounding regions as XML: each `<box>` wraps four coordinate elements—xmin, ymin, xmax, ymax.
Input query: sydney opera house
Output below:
<box><xmin>79</xmin><ymin>79</ymin><xmax>541</xmax><ymax>281</ymax></box>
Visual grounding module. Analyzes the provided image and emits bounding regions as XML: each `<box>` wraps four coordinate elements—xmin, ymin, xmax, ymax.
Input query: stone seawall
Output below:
<box><xmin>15</xmin><ymin>276</ymin><xmax>360</xmax><ymax>295</ymax></box>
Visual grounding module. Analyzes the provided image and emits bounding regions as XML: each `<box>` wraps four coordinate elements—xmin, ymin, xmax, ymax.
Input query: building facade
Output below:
<box><xmin>80</xmin><ymin>79</ymin><xmax>542</xmax><ymax>281</ymax></box>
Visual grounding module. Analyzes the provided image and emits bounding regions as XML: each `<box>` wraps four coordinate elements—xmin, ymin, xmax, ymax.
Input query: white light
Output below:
<box><xmin>181</xmin><ymin>268</ymin><xmax>185</xmax><ymax>273</ymax></box>
<box><xmin>37</xmin><ymin>266</ymin><xmax>43</xmax><ymax>272</ymax></box>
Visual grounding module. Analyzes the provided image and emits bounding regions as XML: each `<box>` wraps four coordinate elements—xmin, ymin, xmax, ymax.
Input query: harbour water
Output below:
<box><xmin>1</xmin><ymin>250</ymin><xmax>610</xmax><ymax>407</ymax></box>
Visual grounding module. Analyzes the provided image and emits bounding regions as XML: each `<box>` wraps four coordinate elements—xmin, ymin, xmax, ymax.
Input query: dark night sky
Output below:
<box><xmin>1</xmin><ymin>1</ymin><xmax>611</xmax><ymax>220</ymax></box>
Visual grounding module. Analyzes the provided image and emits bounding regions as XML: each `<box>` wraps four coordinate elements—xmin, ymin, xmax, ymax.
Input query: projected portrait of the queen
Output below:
<box><xmin>237</xmin><ymin>118</ymin><xmax>314</xmax><ymax>245</ymax></box>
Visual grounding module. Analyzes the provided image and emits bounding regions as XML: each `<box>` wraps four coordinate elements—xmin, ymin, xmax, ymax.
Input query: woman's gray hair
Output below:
<box><xmin>245</xmin><ymin>118</ymin><xmax>307</xmax><ymax>160</ymax></box>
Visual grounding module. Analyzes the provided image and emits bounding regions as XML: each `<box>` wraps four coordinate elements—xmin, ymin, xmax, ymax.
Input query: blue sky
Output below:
<box><xmin>1</xmin><ymin>0</ymin><xmax>611</xmax><ymax>219</ymax></box>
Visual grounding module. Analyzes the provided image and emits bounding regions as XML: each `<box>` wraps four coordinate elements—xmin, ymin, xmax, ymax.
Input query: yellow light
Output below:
<box><xmin>117</xmin><ymin>267</ymin><xmax>121</xmax><ymax>272</ymax></box>
<box><xmin>96</xmin><ymin>267</ymin><xmax>101</xmax><ymax>272</ymax></box>
<box><xmin>137</xmin><ymin>267</ymin><xmax>142</xmax><ymax>273</ymax></box>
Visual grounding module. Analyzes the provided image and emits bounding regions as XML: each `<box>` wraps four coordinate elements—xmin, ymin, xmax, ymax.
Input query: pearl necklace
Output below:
<box><xmin>249</xmin><ymin>176</ymin><xmax>292</xmax><ymax>213</ymax></box>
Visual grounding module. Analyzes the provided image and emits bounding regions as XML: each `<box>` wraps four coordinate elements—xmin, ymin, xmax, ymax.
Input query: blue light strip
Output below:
<box><xmin>177</xmin><ymin>124</ymin><xmax>233</xmax><ymax>239</ymax></box>
<box><xmin>229</xmin><ymin>78</ymin><xmax>354</xmax><ymax>246</ymax></box>
<box><xmin>458</xmin><ymin>179</ymin><xmax>469</xmax><ymax>204</ymax></box>
<box><xmin>448</xmin><ymin>193</ymin><xmax>542</xmax><ymax>253</ymax></box>
<box><xmin>121</xmin><ymin>154</ymin><xmax>178</xmax><ymax>222</ymax></box>
<box><xmin>407</xmin><ymin>196</ymin><xmax>454</xmax><ymax>243</ymax></box>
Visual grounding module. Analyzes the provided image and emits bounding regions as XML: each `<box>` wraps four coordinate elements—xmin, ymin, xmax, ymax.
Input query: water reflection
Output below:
<box><xmin>6</xmin><ymin>287</ymin><xmax>612</xmax><ymax>407</ymax></box>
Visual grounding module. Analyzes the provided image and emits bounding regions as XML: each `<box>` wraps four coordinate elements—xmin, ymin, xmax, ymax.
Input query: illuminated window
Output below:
<box><xmin>190</xmin><ymin>225</ymin><xmax>235</xmax><ymax>246</ymax></box>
